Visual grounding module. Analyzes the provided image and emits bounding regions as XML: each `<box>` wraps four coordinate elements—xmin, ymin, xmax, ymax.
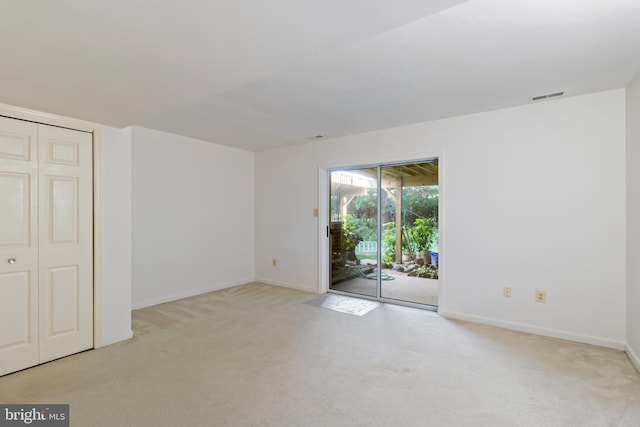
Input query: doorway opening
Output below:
<box><xmin>328</xmin><ymin>159</ymin><xmax>439</xmax><ymax>308</ymax></box>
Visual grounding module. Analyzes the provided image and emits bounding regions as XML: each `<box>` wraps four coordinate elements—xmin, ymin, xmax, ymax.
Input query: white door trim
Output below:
<box><xmin>0</xmin><ymin>102</ymin><xmax>106</xmax><ymax>348</ymax></box>
<box><xmin>318</xmin><ymin>167</ymin><xmax>330</xmax><ymax>295</ymax></box>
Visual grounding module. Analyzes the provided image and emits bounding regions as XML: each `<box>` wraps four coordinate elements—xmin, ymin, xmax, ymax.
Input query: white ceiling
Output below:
<box><xmin>1</xmin><ymin>0</ymin><xmax>639</xmax><ymax>151</ymax></box>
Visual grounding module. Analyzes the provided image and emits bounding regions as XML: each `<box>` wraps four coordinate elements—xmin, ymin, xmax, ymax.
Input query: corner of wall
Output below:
<box><xmin>130</xmin><ymin>127</ymin><xmax>256</xmax><ymax>308</ymax></box>
<box><xmin>626</xmin><ymin>344</ymin><xmax>640</xmax><ymax>373</ymax></box>
<box><xmin>626</xmin><ymin>70</ymin><xmax>640</xmax><ymax>369</ymax></box>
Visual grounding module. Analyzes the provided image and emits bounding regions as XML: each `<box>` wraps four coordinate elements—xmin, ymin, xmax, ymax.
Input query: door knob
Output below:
<box><xmin>7</xmin><ymin>258</ymin><xmax>15</xmax><ymax>264</ymax></box>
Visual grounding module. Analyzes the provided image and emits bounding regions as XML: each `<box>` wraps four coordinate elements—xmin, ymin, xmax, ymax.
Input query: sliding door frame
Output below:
<box><xmin>319</xmin><ymin>154</ymin><xmax>444</xmax><ymax>312</ymax></box>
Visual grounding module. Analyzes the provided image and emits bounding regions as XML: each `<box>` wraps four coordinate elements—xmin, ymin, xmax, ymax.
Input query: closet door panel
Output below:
<box><xmin>0</xmin><ymin>117</ymin><xmax>39</xmax><ymax>376</ymax></box>
<box><xmin>38</xmin><ymin>124</ymin><xmax>93</xmax><ymax>363</ymax></box>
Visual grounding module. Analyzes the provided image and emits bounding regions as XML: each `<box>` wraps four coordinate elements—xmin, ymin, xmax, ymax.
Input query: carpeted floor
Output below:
<box><xmin>1</xmin><ymin>282</ymin><xmax>639</xmax><ymax>426</ymax></box>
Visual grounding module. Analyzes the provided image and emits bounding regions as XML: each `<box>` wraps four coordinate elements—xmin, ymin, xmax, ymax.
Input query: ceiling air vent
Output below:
<box><xmin>531</xmin><ymin>91</ymin><xmax>565</xmax><ymax>102</ymax></box>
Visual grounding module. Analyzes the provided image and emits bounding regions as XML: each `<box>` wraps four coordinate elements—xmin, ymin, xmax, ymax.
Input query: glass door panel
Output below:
<box><xmin>329</xmin><ymin>168</ymin><xmax>378</xmax><ymax>297</ymax></box>
<box><xmin>380</xmin><ymin>161</ymin><xmax>439</xmax><ymax>306</ymax></box>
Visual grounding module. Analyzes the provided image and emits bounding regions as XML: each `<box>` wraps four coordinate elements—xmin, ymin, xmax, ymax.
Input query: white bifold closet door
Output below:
<box><xmin>0</xmin><ymin>116</ymin><xmax>93</xmax><ymax>376</ymax></box>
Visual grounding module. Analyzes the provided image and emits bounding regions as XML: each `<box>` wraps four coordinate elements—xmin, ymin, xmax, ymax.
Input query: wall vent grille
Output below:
<box><xmin>531</xmin><ymin>91</ymin><xmax>565</xmax><ymax>102</ymax></box>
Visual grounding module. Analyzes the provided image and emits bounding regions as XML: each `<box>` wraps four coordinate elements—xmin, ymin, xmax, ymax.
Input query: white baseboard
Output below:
<box><xmin>131</xmin><ymin>279</ymin><xmax>254</xmax><ymax>310</ymax></box>
<box><xmin>97</xmin><ymin>329</ymin><xmax>134</xmax><ymax>348</ymax></box>
<box><xmin>439</xmin><ymin>310</ymin><xmax>626</xmax><ymax>350</ymax></box>
<box><xmin>255</xmin><ymin>277</ymin><xmax>318</xmax><ymax>293</ymax></box>
<box><xmin>626</xmin><ymin>344</ymin><xmax>640</xmax><ymax>373</ymax></box>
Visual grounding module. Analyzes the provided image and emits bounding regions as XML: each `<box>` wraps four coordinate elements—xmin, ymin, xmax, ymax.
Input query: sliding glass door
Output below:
<box><xmin>329</xmin><ymin>167</ymin><xmax>378</xmax><ymax>297</ymax></box>
<box><xmin>328</xmin><ymin>160</ymin><xmax>439</xmax><ymax>308</ymax></box>
<box><xmin>379</xmin><ymin>163</ymin><xmax>439</xmax><ymax>306</ymax></box>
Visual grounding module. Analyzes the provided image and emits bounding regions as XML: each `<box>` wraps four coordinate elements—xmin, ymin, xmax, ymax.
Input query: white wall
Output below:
<box><xmin>99</xmin><ymin>126</ymin><xmax>133</xmax><ymax>345</ymax></box>
<box><xmin>255</xmin><ymin>89</ymin><xmax>627</xmax><ymax>348</ymax></box>
<box><xmin>131</xmin><ymin>127</ymin><xmax>255</xmax><ymax>308</ymax></box>
<box><xmin>627</xmin><ymin>73</ymin><xmax>640</xmax><ymax>368</ymax></box>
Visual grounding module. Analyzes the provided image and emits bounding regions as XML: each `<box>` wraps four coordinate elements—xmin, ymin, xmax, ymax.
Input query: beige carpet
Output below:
<box><xmin>1</xmin><ymin>282</ymin><xmax>639</xmax><ymax>426</ymax></box>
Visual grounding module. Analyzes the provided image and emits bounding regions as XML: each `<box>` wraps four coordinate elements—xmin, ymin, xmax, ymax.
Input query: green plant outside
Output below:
<box><xmin>414</xmin><ymin>265</ymin><xmax>439</xmax><ymax>279</ymax></box>
<box><xmin>401</xmin><ymin>226</ymin><xmax>418</xmax><ymax>255</ymax></box>
<box><xmin>410</xmin><ymin>218</ymin><xmax>436</xmax><ymax>252</ymax></box>
<box><xmin>382</xmin><ymin>222</ymin><xmax>396</xmax><ymax>263</ymax></box>
<box><xmin>341</xmin><ymin>215</ymin><xmax>359</xmax><ymax>252</ymax></box>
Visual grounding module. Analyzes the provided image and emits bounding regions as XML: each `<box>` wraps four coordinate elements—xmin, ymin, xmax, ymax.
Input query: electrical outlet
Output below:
<box><xmin>535</xmin><ymin>290</ymin><xmax>546</xmax><ymax>303</ymax></box>
<box><xmin>313</xmin><ymin>208</ymin><xmax>319</xmax><ymax>217</ymax></box>
<box><xmin>272</xmin><ymin>259</ymin><xmax>277</xmax><ymax>267</ymax></box>
<box><xmin>503</xmin><ymin>287</ymin><xmax>512</xmax><ymax>298</ymax></box>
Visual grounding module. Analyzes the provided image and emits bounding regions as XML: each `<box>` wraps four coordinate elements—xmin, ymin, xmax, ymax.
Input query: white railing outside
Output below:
<box><xmin>355</xmin><ymin>241</ymin><xmax>377</xmax><ymax>254</ymax></box>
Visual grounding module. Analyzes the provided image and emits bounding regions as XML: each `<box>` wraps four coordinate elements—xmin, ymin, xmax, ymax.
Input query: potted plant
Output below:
<box><xmin>410</xmin><ymin>218</ymin><xmax>435</xmax><ymax>265</ymax></box>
